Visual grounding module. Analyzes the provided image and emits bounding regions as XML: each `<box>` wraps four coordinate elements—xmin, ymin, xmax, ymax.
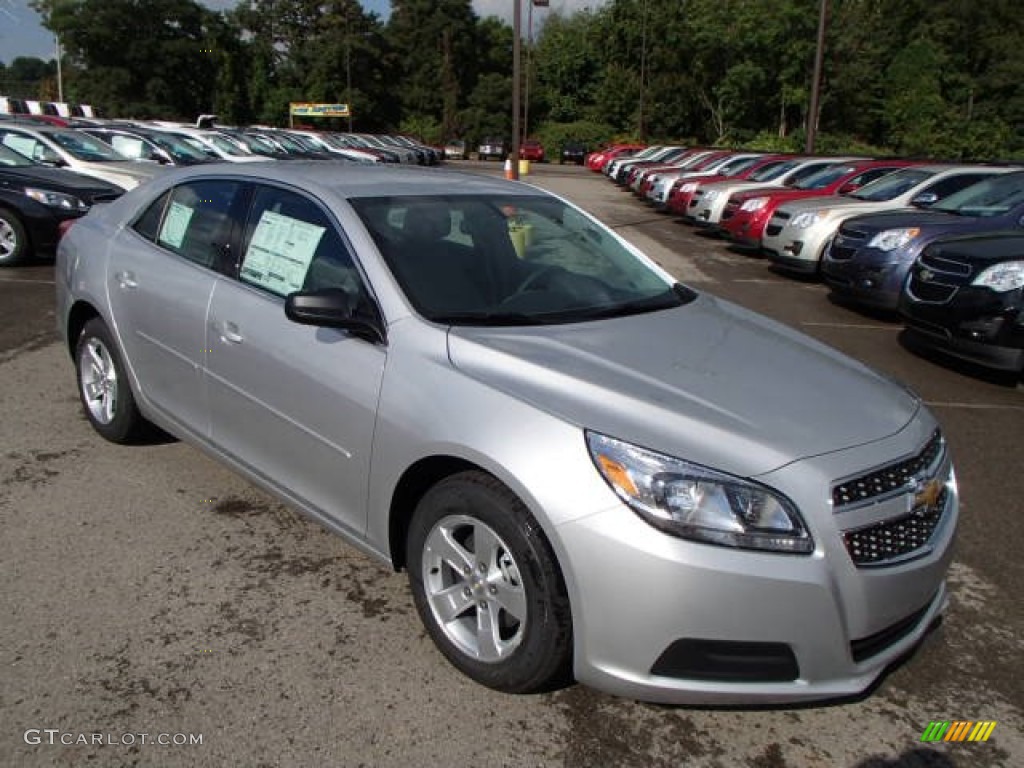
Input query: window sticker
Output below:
<box><xmin>240</xmin><ymin>210</ymin><xmax>325</xmax><ymax>295</ymax></box>
<box><xmin>159</xmin><ymin>200</ymin><xmax>195</xmax><ymax>249</ymax></box>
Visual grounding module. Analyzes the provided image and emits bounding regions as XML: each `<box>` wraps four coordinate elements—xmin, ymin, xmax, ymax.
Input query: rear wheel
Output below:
<box><xmin>75</xmin><ymin>318</ymin><xmax>148</xmax><ymax>443</ymax></box>
<box><xmin>0</xmin><ymin>208</ymin><xmax>29</xmax><ymax>266</ymax></box>
<box><xmin>406</xmin><ymin>471</ymin><xmax>572</xmax><ymax>693</ymax></box>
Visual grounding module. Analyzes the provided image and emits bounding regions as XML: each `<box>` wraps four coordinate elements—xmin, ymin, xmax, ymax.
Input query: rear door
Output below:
<box><xmin>107</xmin><ymin>178</ymin><xmax>247</xmax><ymax>436</ymax></box>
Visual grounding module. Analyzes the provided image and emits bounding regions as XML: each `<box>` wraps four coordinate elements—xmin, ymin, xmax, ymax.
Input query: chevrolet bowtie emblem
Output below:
<box><xmin>910</xmin><ymin>477</ymin><xmax>943</xmax><ymax>511</ymax></box>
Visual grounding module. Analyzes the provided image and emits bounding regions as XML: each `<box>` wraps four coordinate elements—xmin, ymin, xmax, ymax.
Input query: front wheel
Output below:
<box><xmin>406</xmin><ymin>471</ymin><xmax>572</xmax><ymax>693</ymax></box>
<box><xmin>75</xmin><ymin>318</ymin><xmax>148</xmax><ymax>443</ymax></box>
<box><xmin>0</xmin><ymin>208</ymin><xmax>29</xmax><ymax>266</ymax></box>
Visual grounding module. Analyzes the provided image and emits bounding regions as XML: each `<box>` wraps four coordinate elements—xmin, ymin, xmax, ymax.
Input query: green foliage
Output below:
<box><xmin>533</xmin><ymin>120</ymin><xmax>617</xmax><ymax>157</ymax></box>
<box><xmin>26</xmin><ymin>0</ymin><xmax>1024</xmax><ymax>158</ymax></box>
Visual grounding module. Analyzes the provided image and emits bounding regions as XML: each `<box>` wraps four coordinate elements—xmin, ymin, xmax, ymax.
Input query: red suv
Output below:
<box><xmin>519</xmin><ymin>140</ymin><xmax>545</xmax><ymax>163</ymax></box>
<box><xmin>719</xmin><ymin>159</ymin><xmax>916</xmax><ymax>249</ymax></box>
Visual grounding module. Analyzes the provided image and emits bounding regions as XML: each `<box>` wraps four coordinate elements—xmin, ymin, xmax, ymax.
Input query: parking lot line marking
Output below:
<box><xmin>0</xmin><ymin>277</ymin><xmax>56</xmax><ymax>285</ymax></box>
<box><xmin>925</xmin><ymin>401</ymin><xmax>1024</xmax><ymax>412</ymax></box>
<box><xmin>800</xmin><ymin>321</ymin><xmax>900</xmax><ymax>330</ymax></box>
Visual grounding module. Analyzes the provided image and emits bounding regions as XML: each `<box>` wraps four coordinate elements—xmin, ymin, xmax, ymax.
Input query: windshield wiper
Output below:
<box><xmin>431</xmin><ymin>311</ymin><xmax>554</xmax><ymax>327</ymax></box>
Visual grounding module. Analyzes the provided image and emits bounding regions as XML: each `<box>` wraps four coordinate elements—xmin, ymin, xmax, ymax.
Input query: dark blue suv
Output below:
<box><xmin>822</xmin><ymin>169</ymin><xmax>1024</xmax><ymax>310</ymax></box>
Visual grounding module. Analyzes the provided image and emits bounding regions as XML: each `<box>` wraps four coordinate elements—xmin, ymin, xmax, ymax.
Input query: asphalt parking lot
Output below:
<box><xmin>1</xmin><ymin>160</ymin><xmax>1021</xmax><ymax>767</ymax></box>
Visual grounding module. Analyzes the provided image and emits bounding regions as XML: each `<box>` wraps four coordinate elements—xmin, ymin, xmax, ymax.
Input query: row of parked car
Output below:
<box><xmin>0</xmin><ymin>114</ymin><xmax>444</xmax><ymax>267</ymax></box>
<box><xmin>586</xmin><ymin>143</ymin><xmax>1024</xmax><ymax>379</ymax></box>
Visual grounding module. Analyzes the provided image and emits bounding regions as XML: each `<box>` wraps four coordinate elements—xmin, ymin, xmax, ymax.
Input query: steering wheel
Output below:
<box><xmin>514</xmin><ymin>265</ymin><xmax>566</xmax><ymax>294</ymax></box>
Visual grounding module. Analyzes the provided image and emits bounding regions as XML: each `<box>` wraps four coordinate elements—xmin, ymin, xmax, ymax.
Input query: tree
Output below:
<box><xmin>32</xmin><ymin>0</ymin><xmax>227</xmax><ymax>117</ymax></box>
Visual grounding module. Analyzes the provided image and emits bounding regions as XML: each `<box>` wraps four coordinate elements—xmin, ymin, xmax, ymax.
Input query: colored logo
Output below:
<box><xmin>920</xmin><ymin>721</ymin><xmax>997</xmax><ymax>742</ymax></box>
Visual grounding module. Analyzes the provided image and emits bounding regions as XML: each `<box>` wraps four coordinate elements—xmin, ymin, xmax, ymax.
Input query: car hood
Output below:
<box><xmin>447</xmin><ymin>294</ymin><xmax>919</xmax><ymax>478</ymax></box>
<box><xmin>0</xmin><ymin>165</ymin><xmax>121</xmax><ymax>194</ymax></box>
<box><xmin>778</xmin><ymin>195</ymin><xmax>913</xmax><ymax>216</ymax></box>
<box><xmin>71</xmin><ymin>160</ymin><xmax>163</xmax><ymax>189</ymax></box>
<box><xmin>843</xmin><ymin>208</ymin><xmax>1002</xmax><ymax>234</ymax></box>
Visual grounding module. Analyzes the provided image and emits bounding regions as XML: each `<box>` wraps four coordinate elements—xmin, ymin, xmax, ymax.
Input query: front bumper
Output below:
<box><xmin>822</xmin><ymin>247</ymin><xmax>917</xmax><ymax>310</ymax></box>
<box><xmin>901</xmin><ymin>286</ymin><xmax>1024</xmax><ymax>372</ymax></box>
<box><xmin>558</xmin><ymin>422</ymin><xmax>957</xmax><ymax>705</ymax></box>
<box><xmin>763</xmin><ymin>223</ymin><xmax>833</xmax><ymax>271</ymax></box>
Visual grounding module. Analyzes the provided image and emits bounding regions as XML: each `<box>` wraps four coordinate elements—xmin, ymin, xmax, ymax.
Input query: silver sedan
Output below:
<box><xmin>55</xmin><ymin>162</ymin><xmax>957</xmax><ymax>704</ymax></box>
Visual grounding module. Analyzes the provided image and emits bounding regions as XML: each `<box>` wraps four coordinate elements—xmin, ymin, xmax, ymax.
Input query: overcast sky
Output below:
<box><xmin>1</xmin><ymin>0</ymin><xmax>607</xmax><ymax>65</ymax></box>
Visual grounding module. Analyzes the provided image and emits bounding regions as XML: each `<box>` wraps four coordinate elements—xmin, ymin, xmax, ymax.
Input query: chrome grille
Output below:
<box><xmin>906</xmin><ymin>273</ymin><xmax>958</xmax><ymax>304</ymax></box>
<box><xmin>844</xmin><ymin>489</ymin><xmax>948</xmax><ymax>565</ymax></box>
<box><xmin>919</xmin><ymin>251</ymin><xmax>973</xmax><ymax>278</ymax></box>
<box><xmin>832</xmin><ymin>430</ymin><xmax>943</xmax><ymax>507</ymax></box>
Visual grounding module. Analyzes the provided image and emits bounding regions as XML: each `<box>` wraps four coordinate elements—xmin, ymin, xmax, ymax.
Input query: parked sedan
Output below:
<box><xmin>901</xmin><ymin>231</ymin><xmax>1024</xmax><ymax>375</ymax></box>
<box><xmin>823</xmin><ymin>170</ymin><xmax>1024</xmax><ymax>310</ymax></box>
<box><xmin>81</xmin><ymin>125</ymin><xmax>215</xmax><ymax>166</ymax></box>
<box><xmin>0</xmin><ymin>142</ymin><xmax>121</xmax><ymax>266</ymax></box>
<box><xmin>762</xmin><ymin>165</ymin><xmax>1009</xmax><ymax>274</ymax></box>
<box><xmin>0</xmin><ymin>123</ymin><xmax>162</xmax><ymax>189</ymax></box>
<box><xmin>57</xmin><ymin>162</ymin><xmax>956</xmax><ymax>706</ymax></box>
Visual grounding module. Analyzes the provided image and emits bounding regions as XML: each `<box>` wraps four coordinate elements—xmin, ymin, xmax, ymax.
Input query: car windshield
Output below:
<box><xmin>0</xmin><ymin>143</ymin><xmax>35</xmax><ymax>166</ymax></box>
<box><xmin>749</xmin><ymin>159</ymin><xmax>797</xmax><ymax>181</ymax></box>
<box><xmin>350</xmin><ymin>194</ymin><xmax>690</xmax><ymax>326</ymax></box>
<box><xmin>141</xmin><ymin>132</ymin><xmax>210</xmax><ymax>162</ymax></box>
<box><xmin>46</xmin><ymin>130</ymin><xmax>127</xmax><ymax>161</ymax></box>
<box><xmin>793</xmin><ymin>164</ymin><xmax>858</xmax><ymax>190</ymax></box>
<box><xmin>848</xmin><ymin>168</ymin><xmax>934</xmax><ymax>200</ymax></box>
<box><xmin>929</xmin><ymin>172</ymin><xmax>1024</xmax><ymax>217</ymax></box>
<box><xmin>718</xmin><ymin>156</ymin><xmax>761</xmax><ymax>176</ymax></box>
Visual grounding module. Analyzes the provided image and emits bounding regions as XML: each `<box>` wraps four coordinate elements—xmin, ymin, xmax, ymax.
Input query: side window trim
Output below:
<box><xmin>128</xmin><ymin>178</ymin><xmax>252</xmax><ymax>277</ymax></box>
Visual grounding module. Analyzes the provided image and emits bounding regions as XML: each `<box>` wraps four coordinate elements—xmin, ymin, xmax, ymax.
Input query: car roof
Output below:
<box><xmin>142</xmin><ymin>161</ymin><xmax>549</xmax><ymax>200</ymax></box>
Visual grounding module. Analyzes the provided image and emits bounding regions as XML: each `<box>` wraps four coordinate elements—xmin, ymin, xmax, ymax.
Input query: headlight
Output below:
<box><xmin>972</xmin><ymin>261</ymin><xmax>1024</xmax><ymax>292</ymax></box>
<box><xmin>702</xmin><ymin>190</ymin><xmax>718</xmax><ymax>202</ymax></box>
<box><xmin>867</xmin><ymin>227</ymin><xmax>920</xmax><ymax>251</ymax></box>
<box><xmin>791</xmin><ymin>210</ymin><xmax>827</xmax><ymax>229</ymax></box>
<box><xmin>739</xmin><ymin>197</ymin><xmax>768</xmax><ymax>212</ymax></box>
<box><xmin>680</xmin><ymin>182</ymin><xmax>698</xmax><ymax>193</ymax></box>
<box><xmin>24</xmin><ymin>187</ymin><xmax>88</xmax><ymax>212</ymax></box>
<box><xmin>586</xmin><ymin>432</ymin><xmax>813</xmax><ymax>554</ymax></box>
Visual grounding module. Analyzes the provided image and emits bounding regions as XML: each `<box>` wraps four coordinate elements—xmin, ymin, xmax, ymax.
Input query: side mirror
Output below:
<box><xmin>912</xmin><ymin>192</ymin><xmax>939</xmax><ymax>206</ymax></box>
<box><xmin>285</xmin><ymin>288</ymin><xmax>385</xmax><ymax>344</ymax></box>
<box><xmin>838</xmin><ymin>182</ymin><xmax>860</xmax><ymax>194</ymax></box>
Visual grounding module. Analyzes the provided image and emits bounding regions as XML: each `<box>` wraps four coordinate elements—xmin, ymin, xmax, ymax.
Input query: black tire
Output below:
<box><xmin>0</xmin><ymin>207</ymin><xmax>29</xmax><ymax>266</ymax></box>
<box><xmin>75</xmin><ymin>318</ymin><xmax>148</xmax><ymax>443</ymax></box>
<box><xmin>406</xmin><ymin>471</ymin><xmax>573</xmax><ymax>693</ymax></box>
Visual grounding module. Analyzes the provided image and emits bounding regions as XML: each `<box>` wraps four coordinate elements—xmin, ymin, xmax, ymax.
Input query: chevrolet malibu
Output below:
<box><xmin>56</xmin><ymin>163</ymin><xmax>957</xmax><ymax>705</ymax></box>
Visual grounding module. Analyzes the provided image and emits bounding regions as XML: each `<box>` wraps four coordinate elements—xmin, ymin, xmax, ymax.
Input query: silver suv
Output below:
<box><xmin>56</xmin><ymin>163</ymin><xmax>957</xmax><ymax>705</ymax></box>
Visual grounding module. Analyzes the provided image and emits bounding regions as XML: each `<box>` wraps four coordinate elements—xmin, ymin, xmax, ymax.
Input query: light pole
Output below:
<box><xmin>512</xmin><ymin>0</ymin><xmax>521</xmax><ymax>179</ymax></box>
<box><xmin>638</xmin><ymin>0</ymin><xmax>648</xmax><ymax>142</ymax></box>
<box><xmin>805</xmin><ymin>0</ymin><xmax>828</xmax><ymax>153</ymax></box>
<box><xmin>55</xmin><ymin>32</ymin><xmax>63</xmax><ymax>103</ymax></box>
<box><xmin>345</xmin><ymin>32</ymin><xmax>352</xmax><ymax>132</ymax></box>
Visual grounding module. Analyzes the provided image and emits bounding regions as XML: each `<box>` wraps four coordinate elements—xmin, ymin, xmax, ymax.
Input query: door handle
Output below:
<box><xmin>115</xmin><ymin>270</ymin><xmax>137</xmax><ymax>289</ymax></box>
<box><xmin>216</xmin><ymin>321</ymin><xmax>243</xmax><ymax>344</ymax></box>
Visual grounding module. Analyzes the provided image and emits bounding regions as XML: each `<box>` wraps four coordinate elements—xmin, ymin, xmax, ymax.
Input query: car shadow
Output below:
<box><xmin>826</xmin><ymin>292</ymin><xmax>902</xmax><ymax>323</ymax></box>
<box><xmin>898</xmin><ymin>330</ymin><xmax>1023</xmax><ymax>389</ymax></box>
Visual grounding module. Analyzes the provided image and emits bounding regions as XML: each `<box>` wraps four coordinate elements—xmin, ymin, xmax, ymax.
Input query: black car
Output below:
<box><xmin>900</xmin><ymin>231</ymin><xmax>1024</xmax><ymax>375</ymax></box>
<box><xmin>0</xmin><ymin>143</ymin><xmax>122</xmax><ymax>266</ymax></box>
<box><xmin>81</xmin><ymin>125</ymin><xmax>216</xmax><ymax>166</ymax></box>
<box><xmin>560</xmin><ymin>140</ymin><xmax>587</xmax><ymax>165</ymax></box>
